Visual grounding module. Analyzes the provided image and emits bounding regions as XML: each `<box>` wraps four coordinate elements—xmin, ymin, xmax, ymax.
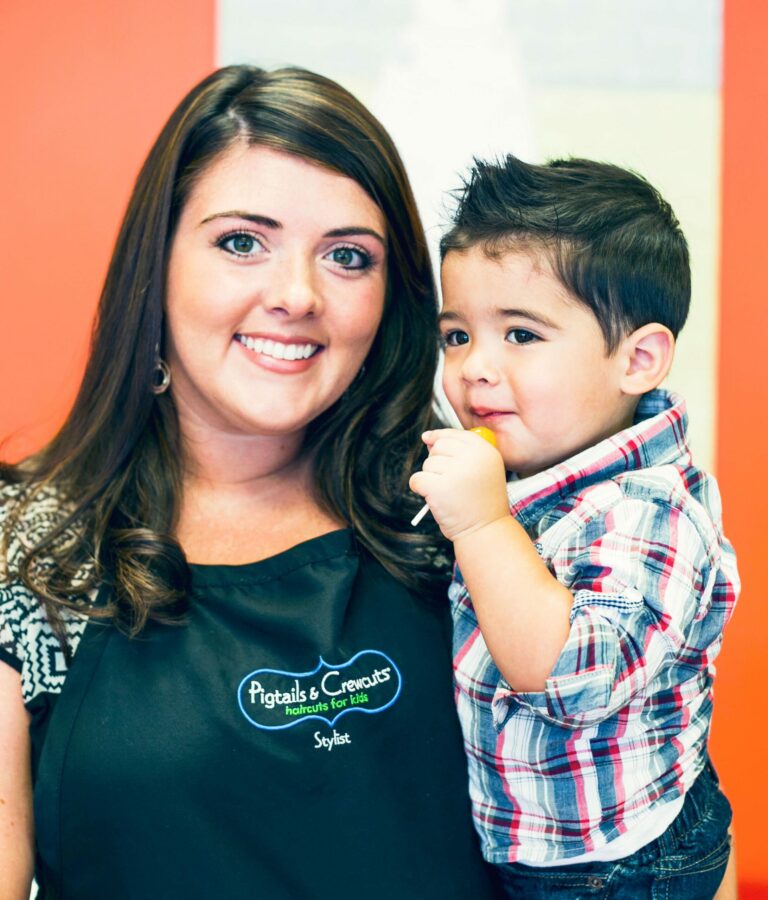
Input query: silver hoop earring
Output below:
<box><xmin>152</xmin><ymin>359</ymin><xmax>171</xmax><ymax>394</ymax></box>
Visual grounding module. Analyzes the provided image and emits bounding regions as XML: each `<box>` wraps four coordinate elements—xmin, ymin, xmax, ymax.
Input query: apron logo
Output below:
<box><xmin>237</xmin><ymin>650</ymin><xmax>402</xmax><ymax>730</ymax></box>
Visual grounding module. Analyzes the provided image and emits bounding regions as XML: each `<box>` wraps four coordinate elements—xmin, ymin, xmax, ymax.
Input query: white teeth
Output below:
<box><xmin>238</xmin><ymin>335</ymin><xmax>318</xmax><ymax>361</ymax></box>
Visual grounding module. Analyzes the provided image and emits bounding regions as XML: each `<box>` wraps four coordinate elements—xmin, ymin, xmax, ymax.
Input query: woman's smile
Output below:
<box><xmin>234</xmin><ymin>332</ymin><xmax>323</xmax><ymax>372</ymax></box>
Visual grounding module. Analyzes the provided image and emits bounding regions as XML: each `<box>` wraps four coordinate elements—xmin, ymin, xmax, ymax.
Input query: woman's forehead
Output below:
<box><xmin>183</xmin><ymin>143</ymin><xmax>387</xmax><ymax>237</ymax></box>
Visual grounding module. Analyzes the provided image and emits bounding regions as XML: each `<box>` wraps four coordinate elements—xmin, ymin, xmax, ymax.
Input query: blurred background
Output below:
<box><xmin>1</xmin><ymin>1</ymin><xmax>765</xmax><ymax>894</ymax></box>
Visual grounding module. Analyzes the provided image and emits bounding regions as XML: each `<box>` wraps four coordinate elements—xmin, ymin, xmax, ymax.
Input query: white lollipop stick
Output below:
<box><xmin>410</xmin><ymin>503</ymin><xmax>430</xmax><ymax>527</ymax></box>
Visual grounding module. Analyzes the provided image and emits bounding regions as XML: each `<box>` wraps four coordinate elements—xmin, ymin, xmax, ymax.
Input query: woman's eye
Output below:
<box><xmin>506</xmin><ymin>328</ymin><xmax>538</xmax><ymax>345</ymax></box>
<box><xmin>325</xmin><ymin>245</ymin><xmax>372</xmax><ymax>270</ymax></box>
<box><xmin>218</xmin><ymin>232</ymin><xmax>264</xmax><ymax>257</ymax></box>
<box><xmin>442</xmin><ymin>330</ymin><xmax>470</xmax><ymax>347</ymax></box>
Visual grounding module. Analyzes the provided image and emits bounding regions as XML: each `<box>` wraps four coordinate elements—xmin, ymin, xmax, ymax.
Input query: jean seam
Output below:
<box><xmin>500</xmin><ymin>865</ymin><xmax>620</xmax><ymax>884</ymax></box>
<box><xmin>656</xmin><ymin>774</ymin><xmax>728</xmax><ymax>862</ymax></box>
<box><xmin>660</xmin><ymin>800</ymin><xmax>730</xmax><ymax>860</ymax></box>
<box><xmin>653</xmin><ymin>834</ymin><xmax>731</xmax><ymax>875</ymax></box>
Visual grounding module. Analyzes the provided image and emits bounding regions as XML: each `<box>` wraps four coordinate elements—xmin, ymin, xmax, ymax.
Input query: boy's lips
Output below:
<box><xmin>470</xmin><ymin>405</ymin><xmax>515</xmax><ymax>418</ymax></box>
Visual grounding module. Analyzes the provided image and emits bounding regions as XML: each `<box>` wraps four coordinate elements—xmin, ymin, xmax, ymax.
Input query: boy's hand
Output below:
<box><xmin>409</xmin><ymin>428</ymin><xmax>510</xmax><ymax>542</ymax></box>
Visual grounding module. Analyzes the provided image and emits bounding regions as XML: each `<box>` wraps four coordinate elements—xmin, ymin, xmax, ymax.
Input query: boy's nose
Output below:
<box><xmin>460</xmin><ymin>347</ymin><xmax>500</xmax><ymax>385</ymax></box>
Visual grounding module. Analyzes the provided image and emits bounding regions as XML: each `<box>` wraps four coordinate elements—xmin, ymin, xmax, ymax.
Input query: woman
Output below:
<box><xmin>0</xmin><ymin>66</ymin><xmax>500</xmax><ymax>899</ymax></box>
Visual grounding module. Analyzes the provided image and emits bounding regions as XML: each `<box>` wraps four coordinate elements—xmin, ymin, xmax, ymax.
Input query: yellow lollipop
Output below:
<box><xmin>469</xmin><ymin>426</ymin><xmax>497</xmax><ymax>447</ymax></box>
<box><xmin>410</xmin><ymin>426</ymin><xmax>497</xmax><ymax>526</ymax></box>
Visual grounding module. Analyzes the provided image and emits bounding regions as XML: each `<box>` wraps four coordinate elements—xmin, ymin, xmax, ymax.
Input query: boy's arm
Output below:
<box><xmin>410</xmin><ymin>428</ymin><xmax>573</xmax><ymax>690</ymax></box>
<box><xmin>453</xmin><ymin>517</ymin><xmax>572</xmax><ymax>691</ymax></box>
<box><xmin>411</xmin><ymin>428</ymin><xmax>727</xmax><ymax>726</ymax></box>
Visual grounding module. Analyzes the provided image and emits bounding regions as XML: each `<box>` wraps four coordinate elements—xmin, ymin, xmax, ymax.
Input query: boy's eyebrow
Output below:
<box><xmin>497</xmin><ymin>307</ymin><xmax>561</xmax><ymax>329</ymax></box>
<box><xmin>199</xmin><ymin>213</ymin><xmax>386</xmax><ymax>246</ymax></box>
<box><xmin>438</xmin><ymin>307</ymin><xmax>560</xmax><ymax>329</ymax></box>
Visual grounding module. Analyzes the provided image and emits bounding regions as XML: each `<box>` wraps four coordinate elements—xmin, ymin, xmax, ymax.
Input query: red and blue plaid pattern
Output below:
<box><xmin>451</xmin><ymin>390</ymin><xmax>739</xmax><ymax>864</ymax></box>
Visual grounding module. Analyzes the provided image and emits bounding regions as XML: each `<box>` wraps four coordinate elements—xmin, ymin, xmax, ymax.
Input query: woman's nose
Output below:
<box><xmin>265</xmin><ymin>254</ymin><xmax>322</xmax><ymax>318</ymax></box>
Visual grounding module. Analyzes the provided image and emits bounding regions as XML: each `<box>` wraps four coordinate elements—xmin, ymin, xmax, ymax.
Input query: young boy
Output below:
<box><xmin>410</xmin><ymin>156</ymin><xmax>738</xmax><ymax>897</ymax></box>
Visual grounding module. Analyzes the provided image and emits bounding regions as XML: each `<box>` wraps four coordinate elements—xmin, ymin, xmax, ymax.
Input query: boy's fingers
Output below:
<box><xmin>409</xmin><ymin>469</ymin><xmax>441</xmax><ymax>497</ymax></box>
<box><xmin>421</xmin><ymin>454</ymin><xmax>456</xmax><ymax>474</ymax></box>
<box><xmin>428</xmin><ymin>437</ymin><xmax>496</xmax><ymax>464</ymax></box>
<box><xmin>408</xmin><ymin>471</ymin><xmax>425</xmax><ymax>495</ymax></box>
<box><xmin>421</xmin><ymin>428</ymin><xmax>464</xmax><ymax>448</ymax></box>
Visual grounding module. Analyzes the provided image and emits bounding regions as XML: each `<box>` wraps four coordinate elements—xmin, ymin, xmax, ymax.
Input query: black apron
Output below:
<box><xmin>34</xmin><ymin>529</ymin><xmax>501</xmax><ymax>899</ymax></box>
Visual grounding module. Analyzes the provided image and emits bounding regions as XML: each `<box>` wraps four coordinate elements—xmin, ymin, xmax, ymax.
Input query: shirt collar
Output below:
<box><xmin>507</xmin><ymin>389</ymin><xmax>690</xmax><ymax>530</ymax></box>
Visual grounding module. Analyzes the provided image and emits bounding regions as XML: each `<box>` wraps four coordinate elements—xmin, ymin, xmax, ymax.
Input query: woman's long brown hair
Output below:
<box><xmin>0</xmin><ymin>66</ymin><xmax>447</xmax><ymax>644</ymax></box>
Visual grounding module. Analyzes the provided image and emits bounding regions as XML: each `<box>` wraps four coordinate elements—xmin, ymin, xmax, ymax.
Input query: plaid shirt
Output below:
<box><xmin>450</xmin><ymin>390</ymin><xmax>739</xmax><ymax>864</ymax></box>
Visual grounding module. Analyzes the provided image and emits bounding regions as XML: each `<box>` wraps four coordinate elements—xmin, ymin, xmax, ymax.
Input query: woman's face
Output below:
<box><xmin>165</xmin><ymin>143</ymin><xmax>387</xmax><ymax>442</ymax></box>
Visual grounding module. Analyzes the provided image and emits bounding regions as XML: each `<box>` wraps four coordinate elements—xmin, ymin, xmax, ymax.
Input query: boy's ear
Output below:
<box><xmin>618</xmin><ymin>323</ymin><xmax>675</xmax><ymax>396</ymax></box>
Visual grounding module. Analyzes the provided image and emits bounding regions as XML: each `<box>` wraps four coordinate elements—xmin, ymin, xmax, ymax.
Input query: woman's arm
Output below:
<box><xmin>0</xmin><ymin>662</ymin><xmax>34</xmax><ymax>900</ymax></box>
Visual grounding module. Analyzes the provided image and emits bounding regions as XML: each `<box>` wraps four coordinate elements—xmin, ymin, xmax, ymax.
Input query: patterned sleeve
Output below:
<box><xmin>0</xmin><ymin>480</ymin><xmax>90</xmax><ymax>701</ymax></box>
<box><xmin>506</xmin><ymin>493</ymin><xmax>726</xmax><ymax>729</ymax></box>
<box><xmin>0</xmin><ymin>585</ymin><xmax>24</xmax><ymax>672</ymax></box>
<box><xmin>0</xmin><ymin>480</ymin><xmax>24</xmax><ymax>671</ymax></box>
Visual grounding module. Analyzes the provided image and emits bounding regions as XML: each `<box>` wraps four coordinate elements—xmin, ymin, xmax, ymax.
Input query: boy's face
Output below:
<box><xmin>440</xmin><ymin>247</ymin><xmax>636</xmax><ymax>477</ymax></box>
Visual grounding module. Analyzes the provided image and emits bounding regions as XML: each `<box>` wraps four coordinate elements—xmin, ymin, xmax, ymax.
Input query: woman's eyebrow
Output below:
<box><xmin>324</xmin><ymin>226</ymin><xmax>386</xmax><ymax>247</ymax></box>
<box><xmin>197</xmin><ymin>215</ymin><xmax>385</xmax><ymax>247</ymax></box>
<box><xmin>200</xmin><ymin>211</ymin><xmax>281</xmax><ymax>228</ymax></box>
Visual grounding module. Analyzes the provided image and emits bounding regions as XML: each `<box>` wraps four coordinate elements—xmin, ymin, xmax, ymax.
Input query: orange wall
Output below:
<box><xmin>2</xmin><ymin>0</ymin><xmax>767</xmax><ymax>893</ymax></box>
<box><xmin>711</xmin><ymin>1</ymin><xmax>768</xmax><ymax>893</ymax></box>
<box><xmin>0</xmin><ymin>1</ymin><xmax>214</xmax><ymax>460</ymax></box>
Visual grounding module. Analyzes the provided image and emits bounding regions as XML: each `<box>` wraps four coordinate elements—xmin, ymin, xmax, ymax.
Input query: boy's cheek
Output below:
<box><xmin>441</xmin><ymin>375</ymin><xmax>466</xmax><ymax>420</ymax></box>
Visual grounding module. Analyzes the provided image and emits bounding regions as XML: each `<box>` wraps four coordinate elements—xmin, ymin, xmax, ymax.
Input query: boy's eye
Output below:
<box><xmin>506</xmin><ymin>328</ymin><xmax>538</xmax><ymax>345</ymax></box>
<box><xmin>442</xmin><ymin>330</ymin><xmax>470</xmax><ymax>347</ymax></box>
<box><xmin>218</xmin><ymin>232</ymin><xmax>265</xmax><ymax>257</ymax></box>
<box><xmin>324</xmin><ymin>245</ymin><xmax>372</xmax><ymax>271</ymax></box>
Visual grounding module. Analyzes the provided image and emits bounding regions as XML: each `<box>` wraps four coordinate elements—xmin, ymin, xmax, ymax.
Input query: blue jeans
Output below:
<box><xmin>496</xmin><ymin>759</ymin><xmax>732</xmax><ymax>899</ymax></box>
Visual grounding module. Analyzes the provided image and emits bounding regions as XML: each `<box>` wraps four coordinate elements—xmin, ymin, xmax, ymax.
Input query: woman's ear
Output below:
<box><xmin>618</xmin><ymin>323</ymin><xmax>675</xmax><ymax>396</ymax></box>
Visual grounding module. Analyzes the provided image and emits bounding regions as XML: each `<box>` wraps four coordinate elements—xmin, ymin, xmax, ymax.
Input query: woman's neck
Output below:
<box><xmin>174</xmin><ymin>418</ymin><xmax>342</xmax><ymax>565</ymax></box>
<box><xmin>180</xmin><ymin>411</ymin><xmax>306</xmax><ymax>486</ymax></box>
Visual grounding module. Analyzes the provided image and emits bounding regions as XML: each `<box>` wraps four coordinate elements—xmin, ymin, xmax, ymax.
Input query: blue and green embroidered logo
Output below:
<box><xmin>237</xmin><ymin>650</ymin><xmax>402</xmax><ymax>730</ymax></box>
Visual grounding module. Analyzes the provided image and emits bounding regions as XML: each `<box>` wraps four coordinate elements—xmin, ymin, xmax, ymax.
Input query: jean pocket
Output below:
<box><xmin>648</xmin><ymin>833</ymin><xmax>731</xmax><ymax>900</ymax></box>
<box><xmin>655</xmin><ymin>828</ymin><xmax>731</xmax><ymax>874</ymax></box>
<box><xmin>661</xmin><ymin>777</ymin><xmax>732</xmax><ymax>865</ymax></box>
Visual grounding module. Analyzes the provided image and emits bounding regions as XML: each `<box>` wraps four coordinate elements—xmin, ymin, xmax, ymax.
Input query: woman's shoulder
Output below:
<box><xmin>0</xmin><ymin>578</ymin><xmax>90</xmax><ymax>705</ymax></box>
<box><xmin>0</xmin><ymin>472</ymin><xmax>69</xmax><ymax>516</ymax></box>
<box><xmin>0</xmin><ymin>474</ymin><xmax>27</xmax><ymax>526</ymax></box>
<box><xmin>0</xmin><ymin>476</ymin><xmax>91</xmax><ymax>703</ymax></box>
<box><xmin>1</xmin><ymin>476</ymin><xmax>75</xmax><ymax>576</ymax></box>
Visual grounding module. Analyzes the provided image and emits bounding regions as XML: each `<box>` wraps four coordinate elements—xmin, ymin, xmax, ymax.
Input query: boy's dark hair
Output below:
<box><xmin>440</xmin><ymin>156</ymin><xmax>691</xmax><ymax>351</ymax></box>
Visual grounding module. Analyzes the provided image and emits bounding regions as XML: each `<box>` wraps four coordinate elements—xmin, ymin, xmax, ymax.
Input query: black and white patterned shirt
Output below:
<box><xmin>0</xmin><ymin>481</ymin><xmax>90</xmax><ymax>704</ymax></box>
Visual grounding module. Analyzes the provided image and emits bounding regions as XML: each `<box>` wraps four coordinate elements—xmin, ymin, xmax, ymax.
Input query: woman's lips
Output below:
<box><xmin>234</xmin><ymin>333</ymin><xmax>324</xmax><ymax>373</ymax></box>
